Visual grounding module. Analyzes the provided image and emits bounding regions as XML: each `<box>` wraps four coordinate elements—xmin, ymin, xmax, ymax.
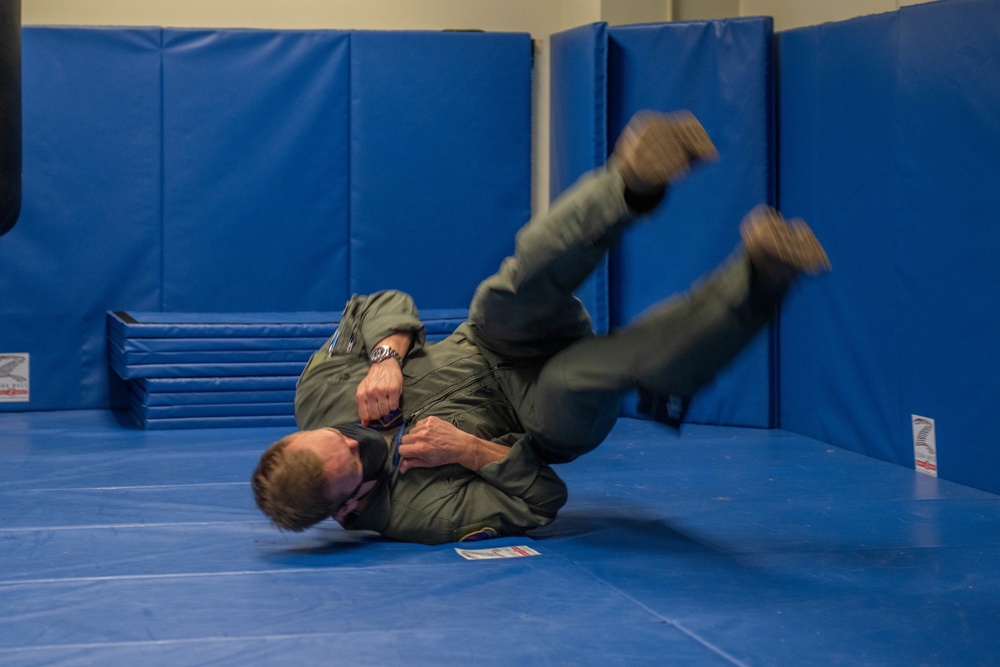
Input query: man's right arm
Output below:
<box><xmin>295</xmin><ymin>291</ymin><xmax>425</xmax><ymax>429</ymax></box>
<box><xmin>353</xmin><ymin>292</ymin><xmax>425</xmax><ymax>424</ymax></box>
<box><xmin>353</xmin><ymin>291</ymin><xmax>426</xmax><ymax>356</ymax></box>
<box><xmin>356</xmin><ymin>330</ymin><xmax>413</xmax><ymax>426</ymax></box>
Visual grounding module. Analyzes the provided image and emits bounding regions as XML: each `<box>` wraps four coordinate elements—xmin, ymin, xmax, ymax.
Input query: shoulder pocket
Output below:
<box><xmin>328</xmin><ymin>295</ymin><xmax>367</xmax><ymax>357</ymax></box>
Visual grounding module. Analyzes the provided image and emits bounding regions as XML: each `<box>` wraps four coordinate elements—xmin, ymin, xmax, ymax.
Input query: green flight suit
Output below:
<box><xmin>295</xmin><ymin>166</ymin><xmax>780</xmax><ymax>544</ymax></box>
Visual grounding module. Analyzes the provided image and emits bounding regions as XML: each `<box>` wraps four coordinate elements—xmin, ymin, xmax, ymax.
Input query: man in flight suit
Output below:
<box><xmin>252</xmin><ymin>110</ymin><xmax>830</xmax><ymax>545</ymax></box>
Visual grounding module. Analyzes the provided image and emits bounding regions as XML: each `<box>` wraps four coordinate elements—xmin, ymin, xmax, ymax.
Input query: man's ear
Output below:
<box><xmin>332</xmin><ymin>479</ymin><xmax>377</xmax><ymax>523</ymax></box>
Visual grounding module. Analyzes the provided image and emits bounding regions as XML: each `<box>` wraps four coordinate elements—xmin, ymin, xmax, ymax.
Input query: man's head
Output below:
<box><xmin>252</xmin><ymin>427</ymin><xmax>385</xmax><ymax>531</ymax></box>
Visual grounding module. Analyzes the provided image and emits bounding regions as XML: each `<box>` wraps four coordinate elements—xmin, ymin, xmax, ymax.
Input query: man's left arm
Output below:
<box><xmin>398</xmin><ymin>417</ymin><xmax>568</xmax><ymax>532</ymax></box>
<box><xmin>398</xmin><ymin>416</ymin><xmax>509</xmax><ymax>473</ymax></box>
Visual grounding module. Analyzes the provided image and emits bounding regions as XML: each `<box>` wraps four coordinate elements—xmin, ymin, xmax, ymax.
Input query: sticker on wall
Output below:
<box><xmin>0</xmin><ymin>354</ymin><xmax>29</xmax><ymax>402</ymax></box>
<box><xmin>911</xmin><ymin>415</ymin><xmax>937</xmax><ymax>477</ymax></box>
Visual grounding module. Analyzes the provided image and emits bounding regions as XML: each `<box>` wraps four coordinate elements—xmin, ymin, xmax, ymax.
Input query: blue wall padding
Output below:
<box><xmin>108</xmin><ymin>311</ymin><xmax>340</xmax><ymax>338</ymax></box>
<box><xmin>777</xmin><ymin>14</ymin><xmax>900</xmax><ymax>461</ymax></box>
<box><xmin>135</xmin><ymin>390</ymin><xmax>296</xmax><ymax>406</ymax></box>
<box><xmin>137</xmin><ymin>402</ymin><xmax>294</xmax><ymax>419</ymax></box>
<box><xmin>106</xmin><ymin>311</ymin><xmax>337</xmax><ymax>379</ymax></box>
<box><xmin>112</xmin><ymin>359</ymin><xmax>306</xmax><ymax>380</ymax></box>
<box><xmin>778</xmin><ymin>0</ymin><xmax>1000</xmax><ymax>494</ymax></box>
<box><xmin>161</xmin><ymin>30</ymin><xmax>352</xmax><ymax>313</ymax></box>
<box><xmin>2</xmin><ymin>28</ymin><xmax>529</xmax><ymax>412</ymax></box>
<box><xmin>549</xmin><ymin>23</ymin><xmax>610</xmax><ymax>333</ymax></box>
<box><xmin>348</xmin><ymin>32</ymin><xmax>532</xmax><ymax>309</ymax></box>
<box><xmin>110</xmin><ymin>309</ymin><xmax>468</xmax><ymax>428</ymax></box>
<box><xmin>136</xmin><ymin>376</ymin><xmax>297</xmax><ymax>393</ymax></box>
<box><xmin>607</xmin><ymin>19</ymin><xmax>775</xmax><ymax>427</ymax></box>
<box><xmin>114</xmin><ymin>349</ymin><xmax>318</xmax><ymax>366</ymax></box>
<box><xmin>108</xmin><ymin>309</ymin><xmax>466</xmax><ymax>341</ymax></box>
<box><xmin>137</xmin><ymin>415</ymin><xmax>297</xmax><ymax>430</ymax></box>
<box><xmin>0</xmin><ymin>28</ymin><xmax>163</xmax><ymax>411</ymax></box>
<box><xmin>111</xmin><ymin>337</ymin><xmax>330</xmax><ymax>353</ymax></box>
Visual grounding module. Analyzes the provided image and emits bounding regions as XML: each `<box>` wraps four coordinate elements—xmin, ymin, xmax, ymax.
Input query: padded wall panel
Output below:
<box><xmin>108</xmin><ymin>310</ymin><xmax>339</xmax><ymax>339</ymax></box>
<box><xmin>109</xmin><ymin>308</ymin><xmax>469</xmax><ymax>427</ymax></box>
<box><xmin>136</xmin><ymin>377</ymin><xmax>297</xmax><ymax>393</ymax></box>
<box><xmin>778</xmin><ymin>14</ymin><xmax>902</xmax><ymax>462</ymax></box>
<box><xmin>778</xmin><ymin>0</ymin><xmax>1000</xmax><ymax>494</ymax></box>
<box><xmin>135</xmin><ymin>414</ymin><xmax>297</xmax><ymax>430</ymax></box>
<box><xmin>549</xmin><ymin>23</ymin><xmax>610</xmax><ymax>333</ymax></box>
<box><xmin>0</xmin><ymin>28</ymin><xmax>162</xmax><ymax>411</ymax></box>
<box><xmin>607</xmin><ymin>19</ymin><xmax>775</xmax><ymax>426</ymax></box>
<box><xmin>10</xmin><ymin>28</ymin><xmax>526</xmax><ymax>413</ymax></box>
<box><xmin>349</xmin><ymin>32</ymin><xmax>532</xmax><ymax>309</ymax></box>
<box><xmin>894</xmin><ymin>0</ymin><xmax>1000</xmax><ymax>492</ymax></box>
<box><xmin>111</xmin><ymin>336</ymin><xmax>328</xmax><ymax>353</ymax></box>
<box><xmin>161</xmin><ymin>29</ymin><xmax>351</xmax><ymax>312</ymax></box>
<box><xmin>134</xmin><ymin>390</ymin><xmax>296</xmax><ymax>406</ymax></box>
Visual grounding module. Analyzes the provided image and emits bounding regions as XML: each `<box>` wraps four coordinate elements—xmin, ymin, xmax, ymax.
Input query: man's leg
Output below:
<box><xmin>469</xmin><ymin>166</ymin><xmax>631</xmax><ymax>360</ymax></box>
<box><xmin>469</xmin><ymin>110</ymin><xmax>717</xmax><ymax>361</ymax></box>
<box><xmin>523</xmin><ymin>207</ymin><xmax>831</xmax><ymax>464</ymax></box>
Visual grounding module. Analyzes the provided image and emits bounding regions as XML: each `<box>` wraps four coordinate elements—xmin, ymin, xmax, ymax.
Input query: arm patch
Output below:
<box><xmin>458</xmin><ymin>527</ymin><xmax>499</xmax><ymax>542</ymax></box>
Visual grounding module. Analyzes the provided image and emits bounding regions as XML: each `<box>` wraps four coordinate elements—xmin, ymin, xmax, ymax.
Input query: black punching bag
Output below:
<box><xmin>0</xmin><ymin>0</ymin><xmax>21</xmax><ymax>237</ymax></box>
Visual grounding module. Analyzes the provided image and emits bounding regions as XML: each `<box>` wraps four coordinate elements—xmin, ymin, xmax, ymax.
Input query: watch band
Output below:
<box><xmin>368</xmin><ymin>345</ymin><xmax>403</xmax><ymax>367</ymax></box>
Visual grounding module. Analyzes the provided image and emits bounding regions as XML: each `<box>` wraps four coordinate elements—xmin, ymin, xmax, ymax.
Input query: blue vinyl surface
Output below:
<box><xmin>161</xmin><ymin>29</ymin><xmax>352</xmax><ymax>313</ymax></box>
<box><xmin>776</xmin><ymin>0</ymin><xmax>1000</xmax><ymax>494</ymax></box>
<box><xmin>5</xmin><ymin>26</ymin><xmax>525</xmax><ymax>414</ymax></box>
<box><xmin>110</xmin><ymin>335</ymin><xmax>328</xmax><ymax>353</ymax></box>
<box><xmin>107</xmin><ymin>311</ymin><xmax>341</xmax><ymax>339</ymax></box>
<box><xmin>107</xmin><ymin>310</ymin><xmax>468</xmax><ymax>377</ymax></box>
<box><xmin>348</xmin><ymin>31</ymin><xmax>531</xmax><ymax>309</ymax></box>
<box><xmin>135</xmin><ymin>376</ymin><xmax>299</xmax><ymax>393</ymax></box>
<box><xmin>548</xmin><ymin>19</ymin><xmax>775</xmax><ymax>428</ymax></box>
<box><xmin>108</xmin><ymin>309</ymin><xmax>467</xmax><ymax>340</ymax></box>
<box><xmin>0</xmin><ymin>28</ymin><xmax>163</xmax><ymax>411</ymax></box>
<box><xmin>114</xmin><ymin>348</ymin><xmax>318</xmax><ymax>366</ymax></box>
<box><xmin>135</xmin><ymin>402</ymin><xmax>293</xmax><ymax>419</ymax></box>
<box><xmin>606</xmin><ymin>20</ymin><xmax>774</xmax><ymax>429</ymax></box>
<box><xmin>2</xmin><ymin>410</ymin><xmax>999</xmax><ymax>665</ymax></box>
<box><xmin>108</xmin><ymin>309</ymin><xmax>470</xmax><ymax>428</ymax></box>
<box><xmin>549</xmin><ymin>23</ymin><xmax>611</xmax><ymax>334</ymax></box>
<box><xmin>132</xmin><ymin>389</ymin><xmax>296</xmax><ymax>407</ymax></box>
<box><xmin>131</xmin><ymin>413</ymin><xmax>297</xmax><ymax>431</ymax></box>
<box><xmin>110</xmin><ymin>357</ymin><xmax>306</xmax><ymax>380</ymax></box>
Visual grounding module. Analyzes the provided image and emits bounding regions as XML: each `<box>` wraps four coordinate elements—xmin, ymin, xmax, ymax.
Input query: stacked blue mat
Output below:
<box><xmin>107</xmin><ymin>309</ymin><xmax>468</xmax><ymax>430</ymax></box>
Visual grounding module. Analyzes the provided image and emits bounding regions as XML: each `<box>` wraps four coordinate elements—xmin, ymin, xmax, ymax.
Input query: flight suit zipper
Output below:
<box><xmin>403</xmin><ymin>363</ymin><xmax>509</xmax><ymax>424</ymax></box>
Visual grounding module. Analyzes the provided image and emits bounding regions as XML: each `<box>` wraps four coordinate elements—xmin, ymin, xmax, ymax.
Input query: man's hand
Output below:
<box><xmin>398</xmin><ymin>416</ymin><xmax>509</xmax><ymax>473</ymax></box>
<box><xmin>356</xmin><ymin>360</ymin><xmax>403</xmax><ymax>426</ymax></box>
<box><xmin>356</xmin><ymin>331</ymin><xmax>412</xmax><ymax>426</ymax></box>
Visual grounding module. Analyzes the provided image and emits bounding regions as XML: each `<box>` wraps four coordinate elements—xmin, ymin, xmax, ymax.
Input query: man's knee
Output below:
<box><xmin>526</xmin><ymin>396</ymin><xmax>620</xmax><ymax>465</ymax></box>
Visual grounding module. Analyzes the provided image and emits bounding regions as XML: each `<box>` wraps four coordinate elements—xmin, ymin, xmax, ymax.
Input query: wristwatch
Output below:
<box><xmin>368</xmin><ymin>345</ymin><xmax>403</xmax><ymax>367</ymax></box>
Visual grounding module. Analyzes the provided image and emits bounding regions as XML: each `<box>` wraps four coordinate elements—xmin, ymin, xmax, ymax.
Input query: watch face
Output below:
<box><xmin>369</xmin><ymin>346</ymin><xmax>401</xmax><ymax>365</ymax></box>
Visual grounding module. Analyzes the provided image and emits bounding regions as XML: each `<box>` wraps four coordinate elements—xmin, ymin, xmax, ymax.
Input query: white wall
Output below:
<box><xmin>674</xmin><ymin>0</ymin><xmax>740</xmax><ymax>21</ymax></box>
<box><xmin>20</xmin><ymin>0</ymin><xmax>935</xmax><ymax>212</ymax></box>
<box><xmin>740</xmin><ymin>0</ymin><xmax>933</xmax><ymax>31</ymax></box>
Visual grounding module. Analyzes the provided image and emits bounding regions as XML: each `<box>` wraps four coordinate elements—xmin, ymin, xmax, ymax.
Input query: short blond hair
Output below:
<box><xmin>251</xmin><ymin>433</ymin><xmax>334</xmax><ymax>531</ymax></box>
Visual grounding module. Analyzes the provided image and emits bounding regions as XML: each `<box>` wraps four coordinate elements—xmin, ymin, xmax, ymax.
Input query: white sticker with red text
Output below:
<box><xmin>455</xmin><ymin>545</ymin><xmax>540</xmax><ymax>560</ymax></box>
<box><xmin>912</xmin><ymin>414</ymin><xmax>938</xmax><ymax>477</ymax></box>
<box><xmin>0</xmin><ymin>354</ymin><xmax>29</xmax><ymax>402</ymax></box>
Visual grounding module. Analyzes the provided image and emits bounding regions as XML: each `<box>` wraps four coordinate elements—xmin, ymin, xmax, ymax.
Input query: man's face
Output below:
<box><xmin>285</xmin><ymin>428</ymin><xmax>363</xmax><ymax>520</ymax></box>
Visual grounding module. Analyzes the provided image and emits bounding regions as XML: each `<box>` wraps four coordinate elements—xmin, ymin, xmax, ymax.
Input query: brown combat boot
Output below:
<box><xmin>740</xmin><ymin>205</ymin><xmax>832</xmax><ymax>283</ymax></box>
<box><xmin>611</xmin><ymin>109</ymin><xmax>719</xmax><ymax>197</ymax></box>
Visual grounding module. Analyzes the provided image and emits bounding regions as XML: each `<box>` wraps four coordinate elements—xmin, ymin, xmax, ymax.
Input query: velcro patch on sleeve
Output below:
<box><xmin>457</xmin><ymin>526</ymin><xmax>499</xmax><ymax>542</ymax></box>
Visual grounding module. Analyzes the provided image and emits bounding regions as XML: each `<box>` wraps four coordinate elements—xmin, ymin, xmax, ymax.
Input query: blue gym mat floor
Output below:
<box><xmin>2</xmin><ymin>410</ymin><xmax>999</xmax><ymax>666</ymax></box>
